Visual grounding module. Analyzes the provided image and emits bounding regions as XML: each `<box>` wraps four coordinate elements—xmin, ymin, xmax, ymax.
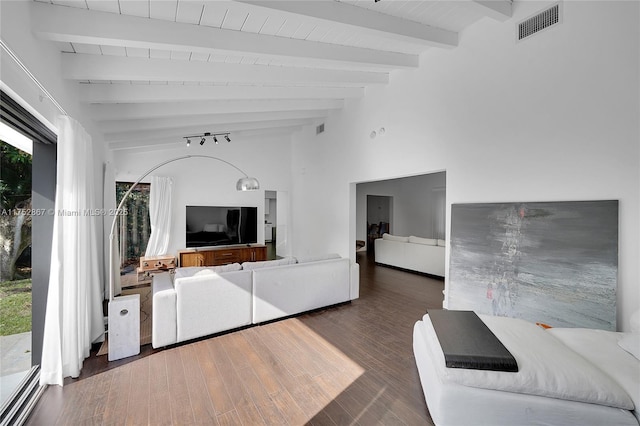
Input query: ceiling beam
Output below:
<box><xmin>99</xmin><ymin>110</ymin><xmax>328</xmax><ymax>134</ymax></box>
<box><xmin>91</xmin><ymin>99</ymin><xmax>344</xmax><ymax>121</ymax></box>
<box><xmin>62</xmin><ymin>53</ymin><xmax>388</xmax><ymax>86</ymax></box>
<box><xmin>79</xmin><ymin>84</ymin><xmax>364</xmax><ymax>103</ymax></box>
<box><xmin>234</xmin><ymin>0</ymin><xmax>458</xmax><ymax>48</ymax></box>
<box><xmin>31</xmin><ymin>2</ymin><xmax>418</xmax><ymax>70</ymax></box>
<box><xmin>470</xmin><ymin>0</ymin><xmax>513</xmax><ymax>21</ymax></box>
<box><xmin>105</xmin><ymin>118</ymin><xmax>316</xmax><ymax>144</ymax></box>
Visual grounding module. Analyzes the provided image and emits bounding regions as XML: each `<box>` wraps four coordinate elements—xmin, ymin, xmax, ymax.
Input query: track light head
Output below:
<box><xmin>225</xmin><ymin>134</ymin><xmax>231</xmax><ymax>142</ymax></box>
<box><xmin>213</xmin><ymin>135</ymin><xmax>218</xmax><ymax>144</ymax></box>
<box><xmin>200</xmin><ymin>137</ymin><xmax>206</xmax><ymax>145</ymax></box>
<box><xmin>186</xmin><ymin>139</ymin><xmax>191</xmax><ymax>147</ymax></box>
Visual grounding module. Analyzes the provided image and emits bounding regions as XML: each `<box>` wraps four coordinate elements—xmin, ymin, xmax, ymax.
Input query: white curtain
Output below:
<box><xmin>40</xmin><ymin>116</ymin><xmax>105</xmax><ymax>386</ymax></box>
<box><xmin>145</xmin><ymin>176</ymin><xmax>172</xmax><ymax>256</ymax></box>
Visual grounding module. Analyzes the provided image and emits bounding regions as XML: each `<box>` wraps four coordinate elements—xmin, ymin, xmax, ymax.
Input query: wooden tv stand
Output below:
<box><xmin>178</xmin><ymin>245</ymin><xmax>267</xmax><ymax>267</ymax></box>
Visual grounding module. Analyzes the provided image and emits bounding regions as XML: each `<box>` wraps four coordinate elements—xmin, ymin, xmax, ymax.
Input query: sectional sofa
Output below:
<box><xmin>375</xmin><ymin>233</ymin><xmax>445</xmax><ymax>277</ymax></box>
<box><xmin>151</xmin><ymin>254</ymin><xmax>359</xmax><ymax>348</ymax></box>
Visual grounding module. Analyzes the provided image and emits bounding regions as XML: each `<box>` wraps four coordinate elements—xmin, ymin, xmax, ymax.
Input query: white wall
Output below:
<box><xmin>357</xmin><ymin>172</ymin><xmax>446</xmax><ymax>246</ymax></box>
<box><xmin>111</xmin><ymin>134</ymin><xmax>292</xmax><ymax>256</ymax></box>
<box><xmin>291</xmin><ymin>1</ymin><xmax>639</xmax><ymax>331</ymax></box>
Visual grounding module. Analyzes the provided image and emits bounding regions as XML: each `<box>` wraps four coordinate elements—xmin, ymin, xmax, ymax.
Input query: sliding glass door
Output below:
<box><xmin>0</xmin><ymin>137</ymin><xmax>33</xmax><ymax>406</ymax></box>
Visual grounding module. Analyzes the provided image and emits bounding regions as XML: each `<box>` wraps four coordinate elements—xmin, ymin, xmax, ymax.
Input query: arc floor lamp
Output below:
<box><xmin>107</xmin><ymin>154</ymin><xmax>259</xmax><ymax>361</ymax></box>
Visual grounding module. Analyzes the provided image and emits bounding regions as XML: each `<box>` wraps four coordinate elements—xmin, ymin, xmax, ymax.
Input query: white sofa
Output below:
<box><xmin>375</xmin><ymin>234</ymin><xmax>445</xmax><ymax>277</ymax></box>
<box><xmin>152</xmin><ymin>255</ymin><xmax>359</xmax><ymax>348</ymax></box>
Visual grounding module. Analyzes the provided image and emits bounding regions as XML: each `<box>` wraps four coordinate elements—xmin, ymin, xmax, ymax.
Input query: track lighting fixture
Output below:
<box><xmin>183</xmin><ymin>131</ymin><xmax>231</xmax><ymax>147</ymax></box>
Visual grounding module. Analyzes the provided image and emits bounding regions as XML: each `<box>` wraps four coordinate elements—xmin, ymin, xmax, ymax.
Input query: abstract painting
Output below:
<box><xmin>448</xmin><ymin>200</ymin><xmax>618</xmax><ymax>330</ymax></box>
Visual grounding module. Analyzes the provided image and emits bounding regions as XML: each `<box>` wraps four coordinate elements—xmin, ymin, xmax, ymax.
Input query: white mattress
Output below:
<box><xmin>549</xmin><ymin>327</ymin><xmax>640</xmax><ymax>424</ymax></box>
<box><xmin>413</xmin><ymin>315</ymin><xmax>639</xmax><ymax>426</ymax></box>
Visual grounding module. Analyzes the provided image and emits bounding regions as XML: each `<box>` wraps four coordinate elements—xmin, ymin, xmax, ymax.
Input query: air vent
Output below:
<box><xmin>316</xmin><ymin>123</ymin><xmax>325</xmax><ymax>134</ymax></box>
<box><xmin>517</xmin><ymin>3</ymin><xmax>561</xmax><ymax>41</ymax></box>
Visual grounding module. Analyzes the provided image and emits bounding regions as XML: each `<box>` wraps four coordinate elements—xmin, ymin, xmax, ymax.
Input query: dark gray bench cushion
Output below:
<box><xmin>429</xmin><ymin>309</ymin><xmax>518</xmax><ymax>372</ymax></box>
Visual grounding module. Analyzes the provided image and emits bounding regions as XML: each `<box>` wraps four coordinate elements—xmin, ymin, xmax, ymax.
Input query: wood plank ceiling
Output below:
<box><xmin>31</xmin><ymin>0</ymin><xmax>511</xmax><ymax>151</ymax></box>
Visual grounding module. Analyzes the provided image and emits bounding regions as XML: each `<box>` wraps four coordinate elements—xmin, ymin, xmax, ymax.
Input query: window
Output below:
<box><xmin>115</xmin><ymin>182</ymin><xmax>150</xmax><ymax>273</ymax></box>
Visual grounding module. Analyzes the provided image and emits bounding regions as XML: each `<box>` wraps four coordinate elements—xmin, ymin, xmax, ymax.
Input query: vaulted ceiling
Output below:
<box><xmin>31</xmin><ymin>0</ymin><xmax>512</xmax><ymax>151</ymax></box>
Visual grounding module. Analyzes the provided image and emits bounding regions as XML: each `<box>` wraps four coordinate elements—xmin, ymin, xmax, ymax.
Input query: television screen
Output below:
<box><xmin>186</xmin><ymin>206</ymin><xmax>258</xmax><ymax>248</ymax></box>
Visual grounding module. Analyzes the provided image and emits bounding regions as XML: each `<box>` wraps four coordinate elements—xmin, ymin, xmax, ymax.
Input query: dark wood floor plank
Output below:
<box><xmin>192</xmin><ymin>339</ymin><xmax>235</xmax><ymax>416</ymax></box>
<box><xmin>101</xmin><ymin>363</ymin><xmax>133</xmax><ymax>426</ymax></box>
<box><xmin>148</xmin><ymin>351</ymin><xmax>173</xmax><ymax>426</ymax></box>
<box><xmin>26</xmin><ymin>252</ymin><xmax>441</xmax><ymax>426</ymax></box>
<box><xmin>179</xmin><ymin>344</ymin><xmax>219</xmax><ymax>425</ymax></box>
<box><xmin>210</xmin><ymin>336</ymin><xmax>266</xmax><ymax>425</ymax></box>
<box><xmin>255</xmin><ymin>401</ymin><xmax>288</xmax><ymax>426</ymax></box>
<box><xmin>216</xmin><ymin>409</ymin><xmax>242</xmax><ymax>426</ymax></box>
<box><xmin>269</xmin><ymin>390</ymin><xmax>309</xmax><ymax>425</ymax></box>
<box><xmin>235</xmin><ymin>330</ymin><xmax>284</xmax><ymax>396</ymax></box>
<box><xmin>87</xmin><ymin>369</ymin><xmax>114</xmax><ymax>420</ymax></box>
<box><xmin>165</xmin><ymin>346</ymin><xmax>195</xmax><ymax>425</ymax></box>
<box><xmin>125</xmin><ymin>357</ymin><xmax>150</xmax><ymax>425</ymax></box>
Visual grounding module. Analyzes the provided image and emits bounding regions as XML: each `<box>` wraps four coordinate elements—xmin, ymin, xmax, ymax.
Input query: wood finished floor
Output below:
<box><xmin>26</xmin><ymin>252</ymin><xmax>444</xmax><ymax>425</ymax></box>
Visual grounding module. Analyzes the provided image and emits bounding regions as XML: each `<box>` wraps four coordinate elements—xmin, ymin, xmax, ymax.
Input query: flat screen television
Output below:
<box><xmin>186</xmin><ymin>206</ymin><xmax>258</xmax><ymax>248</ymax></box>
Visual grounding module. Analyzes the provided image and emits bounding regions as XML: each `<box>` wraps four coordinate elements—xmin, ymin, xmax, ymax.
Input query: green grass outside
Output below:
<box><xmin>0</xmin><ymin>279</ymin><xmax>32</xmax><ymax>336</ymax></box>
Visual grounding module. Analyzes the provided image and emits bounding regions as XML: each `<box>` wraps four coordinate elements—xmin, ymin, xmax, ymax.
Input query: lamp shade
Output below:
<box><xmin>236</xmin><ymin>176</ymin><xmax>260</xmax><ymax>191</ymax></box>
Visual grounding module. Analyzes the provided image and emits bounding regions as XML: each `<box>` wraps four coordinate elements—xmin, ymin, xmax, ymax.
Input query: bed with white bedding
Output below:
<box><xmin>413</xmin><ymin>312</ymin><xmax>640</xmax><ymax>426</ymax></box>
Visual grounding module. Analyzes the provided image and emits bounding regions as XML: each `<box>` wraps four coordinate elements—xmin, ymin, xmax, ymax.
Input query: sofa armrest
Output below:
<box><xmin>152</xmin><ymin>272</ymin><xmax>177</xmax><ymax>348</ymax></box>
<box><xmin>350</xmin><ymin>262</ymin><xmax>360</xmax><ymax>300</ymax></box>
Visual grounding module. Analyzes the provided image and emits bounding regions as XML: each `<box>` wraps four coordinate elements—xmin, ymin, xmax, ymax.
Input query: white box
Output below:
<box><xmin>108</xmin><ymin>295</ymin><xmax>140</xmax><ymax>361</ymax></box>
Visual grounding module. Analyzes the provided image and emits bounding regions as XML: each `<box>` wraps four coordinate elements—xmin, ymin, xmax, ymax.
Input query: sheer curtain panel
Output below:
<box><xmin>145</xmin><ymin>176</ymin><xmax>172</xmax><ymax>256</ymax></box>
<box><xmin>40</xmin><ymin>115</ymin><xmax>105</xmax><ymax>386</ymax></box>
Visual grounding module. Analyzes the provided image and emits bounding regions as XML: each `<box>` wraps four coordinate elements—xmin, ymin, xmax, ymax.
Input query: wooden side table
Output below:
<box><xmin>134</xmin><ymin>255</ymin><xmax>177</xmax><ymax>286</ymax></box>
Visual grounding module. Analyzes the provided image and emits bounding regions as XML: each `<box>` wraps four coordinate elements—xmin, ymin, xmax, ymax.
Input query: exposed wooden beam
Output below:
<box><xmin>91</xmin><ymin>99</ymin><xmax>343</xmax><ymax>121</ymax></box>
<box><xmin>234</xmin><ymin>0</ymin><xmax>458</xmax><ymax>48</ymax></box>
<box><xmin>80</xmin><ymin>84</ymin><xmax>364</xmax><ymax>103</ymax></box>
<box><xmin>105</xmin><ymin>118</ymin><xmax>316</xmax><ymax>144</ymax></box>
<box><xmin>99</xmin><ymin>110</ymin><xmax>328</xmax><ymax>134</ymax></box>
<box><xmin>470</xmin><ymin>0</ymin><xmax>513</xmax><ymax>21</ymax></box>
<box><xmin>62</xmin><ymin>53</ymin><xmax>388</xmax><ymax>86</ymax></box>
<box><xmin>31</xmin><ymin>2</ymin><xmax>418</xmax><ymax>69</ymax></box>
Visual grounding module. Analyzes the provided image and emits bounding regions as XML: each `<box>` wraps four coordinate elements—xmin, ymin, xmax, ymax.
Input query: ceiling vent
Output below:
<box><xmin>517</xmin><ymin>3</ymin><xmax>561</xmax><ymax>42</ymax></box>
<box><xmin>316</xmin><ymin>123</ymin><xmax>325</xmax><ymax>135</ymax></box>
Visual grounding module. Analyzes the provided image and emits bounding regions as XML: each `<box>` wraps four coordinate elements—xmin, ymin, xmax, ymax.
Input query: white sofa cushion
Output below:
<box><xmin>241</xmin><ymin>257</ymin><xmax>297</xmax><ymax>270</ymax></box>
<box><xmin>295</xmin><ymin>253</ymin><xmax>341</xmax><ymax>264</ymax></box>
<box><xmin>409</xmin><ymin>236</ymin><xmax>437</xmax><ymax>246</ymax></box>
<box><xmin>175</xmin><ymin>270</ymin><xmax>252</xmax><ymax>343</ymax></box>
<box><xmin>175</xmin><ymin>263</ymin><xmax>242</xmax><ymax>279</ymax></box>
<box><xmin>252</xmin><ymin>258</ymin><xmax>351</xmax><ymax>323</ymax></box>
<box><xmin>382</xmin><ymin>233</ymin><xmax>410</xmax><ymax>242</ymax></box>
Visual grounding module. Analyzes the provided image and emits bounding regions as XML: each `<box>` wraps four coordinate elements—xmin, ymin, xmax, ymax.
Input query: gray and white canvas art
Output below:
<box><xmin>448</xmin><ymin>200</ymin><xmax>618</xmax><ymax>330</ymax></box>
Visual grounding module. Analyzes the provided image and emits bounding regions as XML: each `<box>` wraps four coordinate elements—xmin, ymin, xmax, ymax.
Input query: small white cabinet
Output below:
<box><xmin>265</xmin><ymin>224</ymin><xmax>273</xmax><ymax>242</ymax></box>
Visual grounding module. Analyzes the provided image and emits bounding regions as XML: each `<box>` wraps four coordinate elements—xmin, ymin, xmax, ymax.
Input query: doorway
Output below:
<box><xmin>265</xmin><ymin>191</ymin><xmax>277</xmax><ymax>259</ymax></box>
<box><xmin>0</xmin><ymin>90</ymin><xmax>56</xmax><ymax>420</ymax></box>
<box><xmin>366</xmin><ymin>195</ymin><xmax>392</xmax><ymax>252</ymax></box>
